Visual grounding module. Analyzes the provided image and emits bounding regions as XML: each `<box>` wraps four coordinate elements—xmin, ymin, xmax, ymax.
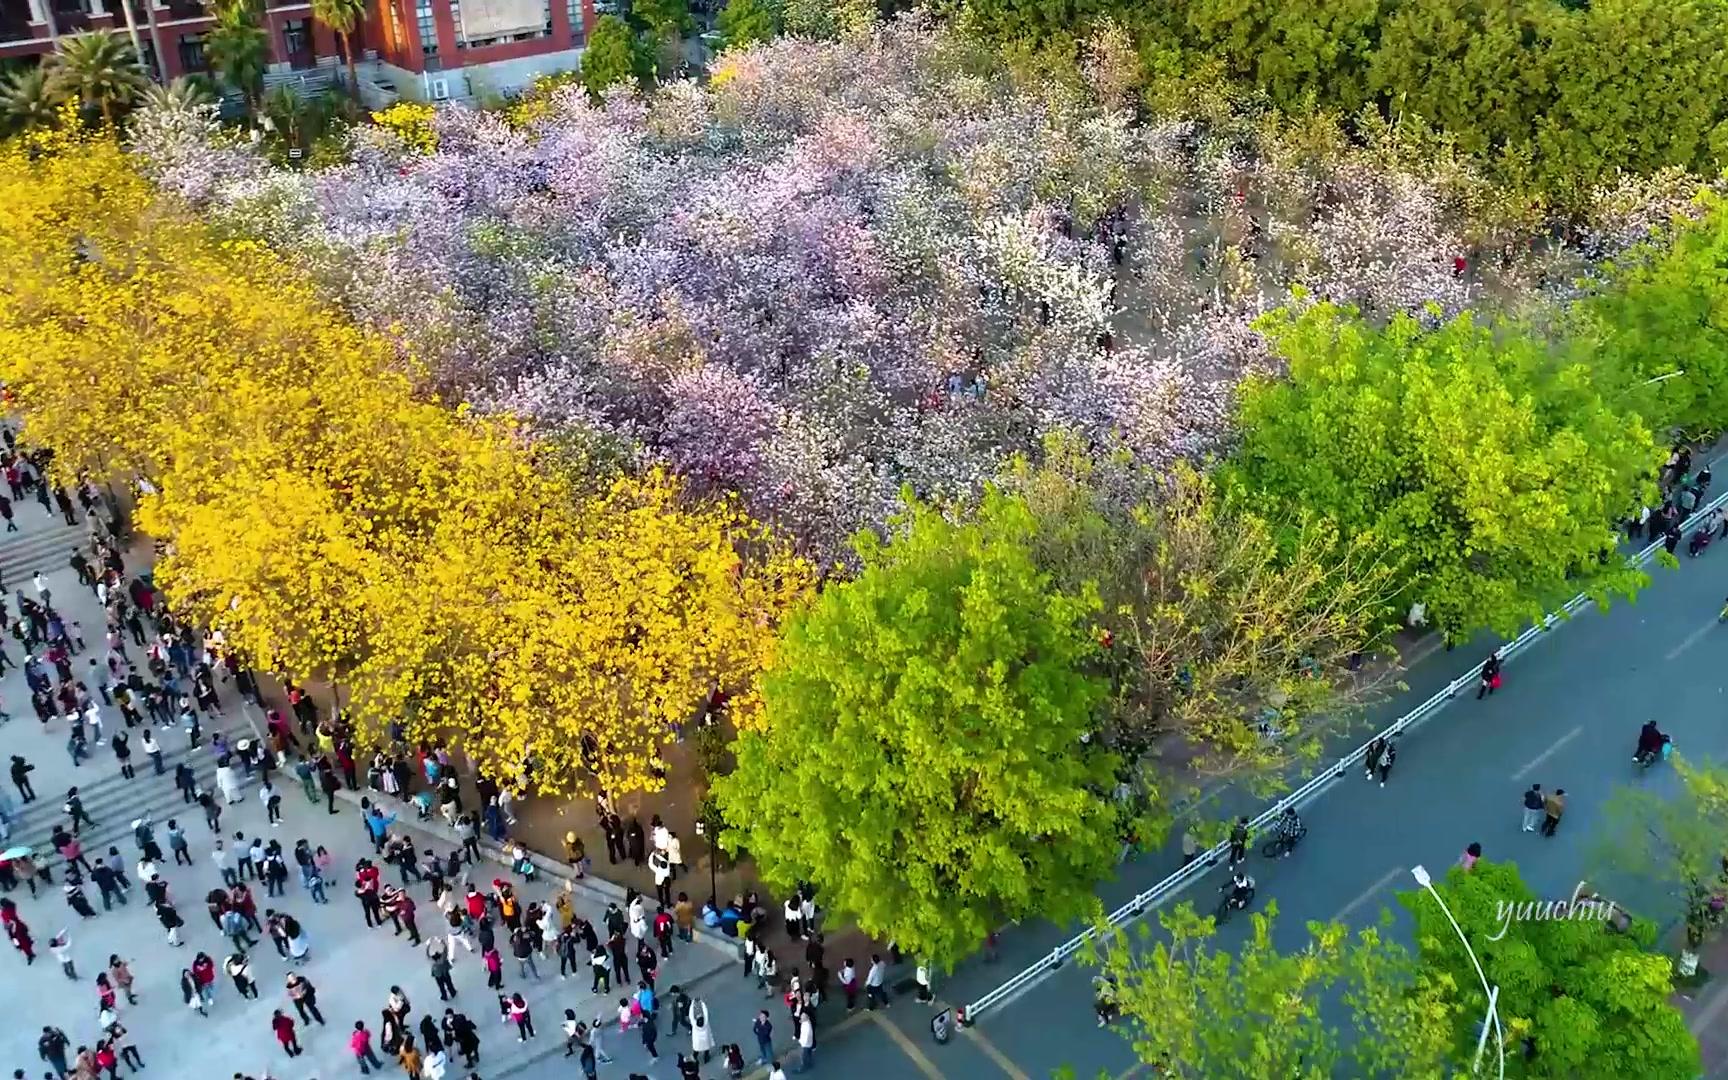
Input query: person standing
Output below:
<box><xmin>429</xmin><ymin>943</ymin><xmax>458</xmax><ymax>1002</ymax></box>
<box><xmin>10</xmin><ymin>755</ymin><xmax>35</xmax><ymax>803</ymax></box>
<box><xmin>1520</xmin><ymin>784</ymin><xmax>1544</xmax><ymax>832</ymax></box>
<box><xmin>1541</xmin><ymin>788</ymin><xmax>1567</xmax><ymax>837</ymax></box>
<box><xmin>351</xmin><ymin>1020</ymin><xmax>387</xmax><ymax>1074</ymax></box>
<box><xmin>752</xmin><ymin>1010</ymin><xmax>774</xmax><ymax>1067</ymax></box>
<box><xmin>272</xmin><ymin>1009</ymin><xmax>302</xmax><ymax>1057</ymax></box>
<box><xmin>794</xmin><ymin>1008</ymin><xmax>815</xmax><ymax>1073</ymax></box>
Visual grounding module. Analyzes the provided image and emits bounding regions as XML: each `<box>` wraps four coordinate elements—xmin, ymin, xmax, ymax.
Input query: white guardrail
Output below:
<box><xmin>960</xmin><ymin>485</ymin><xmax>1728</xmax><ymax>1023</ymax></box>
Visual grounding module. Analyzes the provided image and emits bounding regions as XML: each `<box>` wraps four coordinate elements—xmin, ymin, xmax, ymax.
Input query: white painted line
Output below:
<box><xmin>1511</xmin><ymin>725</ymin><xmax>1584</xmax><ymax>781</ymax></box>
<box><xmin>1665</xmin><ymin>617</ymin><xmax>1720</xmax><ymax>662</ymax></box>
<box><xmin>1330</xmin><ymin>865</ymin><xmax>1406</xmax><ymax>924</ymax></box>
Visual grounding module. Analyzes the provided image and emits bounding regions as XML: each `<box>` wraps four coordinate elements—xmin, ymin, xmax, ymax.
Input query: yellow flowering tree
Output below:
<box><xmin>0</xmin><ymin>124</ymin><xmax>812</xmax><ymax>798</ymax></box>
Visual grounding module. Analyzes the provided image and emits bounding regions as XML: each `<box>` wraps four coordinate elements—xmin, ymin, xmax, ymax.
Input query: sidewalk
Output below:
<box><xmin>1675</xmin><ymin>936</ymin><xmax>1728</xmax><ymax>1078</ymax></box>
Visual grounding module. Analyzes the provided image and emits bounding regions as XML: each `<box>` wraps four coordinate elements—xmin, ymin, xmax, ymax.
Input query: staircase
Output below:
<box><xmin>7</xmin><ymin>738</ymin><xmax>227</xmax><ymax>868</ymax></box>
<box><xmin>0</xmin><ymin>512</ymin><xmax>83</xmax><ymax>593</ymax></box>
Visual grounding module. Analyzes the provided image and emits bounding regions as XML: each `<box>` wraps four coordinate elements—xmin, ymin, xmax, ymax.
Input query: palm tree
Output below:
<box><xmin>141</xmin><ymin>74</ymin><xmax>218</xmax><ymax>112</ymax></box>
<box><xmin>311</xmin><ymin>0</ymin><xmax>366</xmax><ymax>104</ymax></box>
<box><xmin>205</xmin><ymin>0</ymin><xmax>270</xmax><ymax>114</ymax></box>
<box><xmin>45</xmin><ymin>32</ymin><xmax>150</xmax><ymax>126</ymax></box>
<box><xmin>0</xmin><ymin>67</ymin><xmax>59</xmax><ymax>133</ymax></box>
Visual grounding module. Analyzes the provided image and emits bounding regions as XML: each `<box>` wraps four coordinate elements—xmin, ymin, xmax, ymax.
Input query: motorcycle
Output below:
<box><xmin>1215</xmin><ymin>876</ymin><xmax>1257</xmax><ymax>924</ymax></box>
<box><xmin>1634</xmin><ymin>734</ymin><xmax>1672</xmax><ymax>769</ymax></box>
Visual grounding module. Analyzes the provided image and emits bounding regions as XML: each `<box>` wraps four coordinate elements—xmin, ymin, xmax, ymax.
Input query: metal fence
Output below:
<box><xmin>960</xmin><ymin>487</ymin><xmax>1728</xmax><ymax>1023</ymax></box>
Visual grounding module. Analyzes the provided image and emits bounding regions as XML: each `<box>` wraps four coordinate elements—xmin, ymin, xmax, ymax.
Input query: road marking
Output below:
<box><xmin>962</xmin><ymin>1021</ymin><xmax>1033</xmax><ymax>1080</ymax></box>
<box><xmin>1665</xmin><ymin>617</ymin><xmax>1720</xmax><ymax>662</ymax></box>
<box><xmin>867</xmin><ymin>1010</ymin><xmax>947</xmax><ymax>1080</ymax></box>
<box><xmin>1511</xmin><ymin>725</ymin><xmax>1584</xmax><ymax>781</ymax></box>
<box><xmin>1330</xmin><ymin>865</ymin><xmax>1406</xmax><ymax>924</ymax></box>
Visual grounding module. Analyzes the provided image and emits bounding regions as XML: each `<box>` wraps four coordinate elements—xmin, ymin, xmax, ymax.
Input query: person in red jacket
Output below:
<box><xmin>190</xmin><ymin>952</ymin><xmax>217</xmax><ymax>1008</ymax></box>
<box><xmin>272</xmin><ymin>1009</ymin><xmax>302</xmax><ymax>1057</ymax></box>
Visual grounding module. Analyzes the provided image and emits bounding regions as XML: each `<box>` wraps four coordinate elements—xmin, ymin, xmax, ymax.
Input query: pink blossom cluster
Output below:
<box><xmin>127</xmin><ymin>21</ymin><xmax>1681</xmax><ymax>557</ymax></box>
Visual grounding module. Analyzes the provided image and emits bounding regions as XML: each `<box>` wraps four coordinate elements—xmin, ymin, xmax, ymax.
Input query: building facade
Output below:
<box><xmin>0</xmin><ymin>0</ymin><xmax>595</xmax><ymax>99</ymax></box>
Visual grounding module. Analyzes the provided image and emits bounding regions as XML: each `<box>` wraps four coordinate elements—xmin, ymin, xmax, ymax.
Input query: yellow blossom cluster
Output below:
<box><xmin>0</xmin><ymin>125</ymin><xmax>812</xmax><ymax>796</ymax></box>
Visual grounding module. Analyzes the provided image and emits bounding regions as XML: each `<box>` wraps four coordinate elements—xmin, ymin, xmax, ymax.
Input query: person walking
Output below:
<box><xmin>1541</xmin><ymin>788</ymin><xmax>1567</xmax><ymax>837</ymax></box>
<box><xmin>155</xmin><ymin>899</ymin><xmax>184</xmax><ymax>947</ymax></box>
<box><xmin>37</xmin><ymin>1025</ymin><xmax>70</xmax><ymax>1078</ymax></box>
<box><xmin>10</xmin><ymin>755</ymin><xmax>35</xmax><ymax>802</ymax></box>
<box><xmin>107</xmin><ymin>955</ymin><xmax>137</xmax><ymax>1005</ymax></box>
<box><xmin>1362</xmin><ymin>737</ymin><xmax>1385</xmax><ymax>781</ymax></box>
<box><xmin>447</xmin><ymin>1010</ymin><xmax>480</xmax><ymax>1068</ymax></box>
<box><xmin>273</xmin><ymin>1009</ymin><xmax>303</xmax><ymax>1057</ymax></box>
<box><xmin>287</xmin><ymin>973</ymin><xmax>326</xmax><ymax>1026</ymax></box>
<box><xmin>864</xmin><ymin>954</ymin><xmax>888</xmax><ymax>1009</ymax></box>
<box><xmin>225</xmin><ymin>952</ymin><xmax>259</xmax><ymax>998</ymax></box>
<box><xmin>509</xmin><ymin>993</ymin><xmax>536</xmax><ymax>1042</ymax></box>
<box><xmin>1520</xmin><ymin>784</ymin><xmax>1544</xmax><ymax>832</ymax></box>
<box><xmin>689</xmin><ymin>996</ymin><xmax>714</xmax><ymax>1064</ymax></box>
<box><xmin>351</xmin><ymin>1020</ymin><xmax>387</xmax><ymax>1075</ymax></box>
<box><xmin>1376</xmin><ymin>740</ymin><xmax>1398</xmax><ymax>787</ymax></box>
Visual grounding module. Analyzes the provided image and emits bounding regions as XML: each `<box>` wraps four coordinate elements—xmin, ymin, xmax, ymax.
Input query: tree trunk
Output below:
<box><xmin>341</xmin><ymin>31</ymin><xmax>360</xmax><ymax>104</ymax></box>
<box><xmin>142</xmin><ymin>0</ymin><xmax>167</xmax><ymax>83</ymax></box>
<box><xmin>115</xmin><ymin>0</ymin><xmax>146</xmax><ymax>75</ymax></box>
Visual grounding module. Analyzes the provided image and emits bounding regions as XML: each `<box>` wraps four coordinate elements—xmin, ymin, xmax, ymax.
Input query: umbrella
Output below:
<box><xmin>0</xmin><ymin>846</ymin><xmax>35</xmax><ymax>860</ymax></box>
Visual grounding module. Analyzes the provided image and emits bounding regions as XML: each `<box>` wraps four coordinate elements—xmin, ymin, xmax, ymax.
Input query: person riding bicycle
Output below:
<box><xmin>1635</xmin><ymin>720</ymin><xmax>1668</xmax><ymax>764</ymax></box>
<box><xmin>1227</xmin><ymin>869</ymin><xmax>1254</xmax><ymax>909</ymax></box>
<box><xmin>1273</xmin><ymin>807</ymin><xmax>1303</xmax><ymax>846</ymax></box>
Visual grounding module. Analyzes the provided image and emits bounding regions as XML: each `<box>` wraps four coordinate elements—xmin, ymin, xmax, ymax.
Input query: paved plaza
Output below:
<box><xmin>0</xmin><ymin>504</ymin><xmax>772</xmax><ymax>1080</ymax></box>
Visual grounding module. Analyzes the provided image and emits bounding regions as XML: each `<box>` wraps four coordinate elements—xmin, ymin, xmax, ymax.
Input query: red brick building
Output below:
<box><xmin>0</xmin><ymin>0</ymin><xmax>596</xmax><ymax>99</ymax></box>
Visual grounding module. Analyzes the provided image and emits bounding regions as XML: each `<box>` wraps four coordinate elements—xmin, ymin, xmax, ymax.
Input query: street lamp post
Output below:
<box><xmin>1410</xmin><ymin>864</ymin><xmax>1506</xmax><ymax>1080</ymax></box>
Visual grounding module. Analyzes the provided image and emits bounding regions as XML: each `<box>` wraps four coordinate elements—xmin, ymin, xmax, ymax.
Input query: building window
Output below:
<box><xmin>282</xmin><ymin>17</ymin><xmax>310</xmax><ymax>56</ymax></box>
<box><xmin>416</xmin><ymin>0</ymin><xmax>437</xmax><ymax>55</ymax></box>
<box><xmin>566</xmin><ymin>0</ymin><xmax>581</xmax><ymax>41</ymax></box>
<box><xmin>542</xmin><ymin>0</ymin><xmax>551</xmax><ymax>34</ymax></box>
<box><xmin>177</xmin><ymin>32</ymin><xmax>206</xmax><ymax>72</ymax></box>
<box><xmin>386</xmin><ymin>0</ymin><xmax>406</xmax><ymax>56</ymax></box>
<box><xmin>448</xmin><ymin>0</ymin><xmax>465</xmax><ymax>47</ymax></box>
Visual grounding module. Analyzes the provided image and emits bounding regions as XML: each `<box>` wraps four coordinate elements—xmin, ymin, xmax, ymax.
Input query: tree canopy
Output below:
<box><xmin>715</xmin><ymin>488</ymin><xmax>1119</xmax><ymax>969</ymax></box>
<box><xmin>1399</xmin><ymin>860</ymin><xmax>1699</xmax><ymax>1079</ymax></box>
<box><xmin>1229</xmin><ymin>301</ymin><xmax>1659</xmax><ymax>640</ymax></box>
<box><xmin>1089</xmin><ymin>901</ymin><xmax>1458</xmax><ymax>1079</ymax></box>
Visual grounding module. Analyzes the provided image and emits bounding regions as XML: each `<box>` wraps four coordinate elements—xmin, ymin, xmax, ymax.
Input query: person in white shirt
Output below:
<box><xmin>665</xmin><ymin>831</ymin><xmax>684</xmax><ymax>878</ymax></box>
<box><xmin>795</xmin><ymin>1011</ymin><xmax>815</xmax><ymax>1073</ymax></box>
<box><xmin>865</xmin><ymin>954</ymin><xmax>888</xmax><ymax>1009</ymax></box>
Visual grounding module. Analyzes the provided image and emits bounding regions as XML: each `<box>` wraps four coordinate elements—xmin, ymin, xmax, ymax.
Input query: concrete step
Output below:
<box><xmin>0</xmin><ymin>518</ymin><xmax>84</xmax><ymax>588</ymax></box>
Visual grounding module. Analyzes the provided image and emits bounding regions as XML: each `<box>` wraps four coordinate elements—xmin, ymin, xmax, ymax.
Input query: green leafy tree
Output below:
<box><xmin>45</xmin><ymin>32</ymin><xmax>150</xmax><ymax>126</ymax></box>
<box><xmin>631</xmin><ymin>0</ymin><xmax>690</xmax><ymax>76</ymax></box>
<box><xmin>1087</xmin><ymin>901</ymin><xmax>1459</xmax><ymax>1079</ymax></box>
<box><xmin>1581</xmin><ymin>192</ymin><xmax>1728</xmax><ymax>438</ymax></box>
<box><xmin>1182</xmin><ymin>0</ymin><xmax>1381</xmax><ymax>115</ymax></box>
<box><xmin>0</xmin><ymin>67</ymin><xmax>59</xmax><ymax>134</ymax></box>
<box><xmin>714</xmin><ymin>0</ymin><xmax>781</xmax><ymax>51</ymax></box>
<box><xmin>1533</xmin><ymin>0</ymin><xmax>1728</xmax><ymax>202</ymax></box>
<box><xmin>1590</xmin><ymin>756</ymin><xmax>1728</xmax><ymax>975</ymax></box>
<box><xmin>1229</xmin><ymin>300</ymin><xmax>1659</xmax><ymax>642</ymax></box>
<box><xmin>782</xmin><ymin>0</ymin><xmax>878</xmax><ymax>38</ymax></box>
<box><xmin>205</xmin><ymin>0</ymin><xmax>270</xmax><ymax>114</ymax></box>
<box><xmin>1367</xmin><ymin>0</ymin><xmax>1551</xmax><ymax>161</ymax></box>
<box><xmin>581</xmin><ymin>14</ymin><xmax>651</xmax><ymax>98</ymax></box>
<box><xmin>311</xmin><ymin>0</ymin><xmax>367</xmax><ymax>103</ymax></box>
<box><xmin>1400</xmin><ymin>859</ymin><xmax>1700</xmax><ymax>1079</ymax></box>
<box><xmin>715</xmin><ymin>488</ymin><xmax>1118</xmax><ymax>970</ymax></box>
<box><xmin>1011</xmin><ymin>443</ymin><xmax>1399</xmax><ymax>785</ymax></box>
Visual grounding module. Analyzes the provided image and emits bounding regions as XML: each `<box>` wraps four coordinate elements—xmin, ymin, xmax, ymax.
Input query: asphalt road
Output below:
<box><xmin>803</xmin><ymin>540</ymin><xmax>1728</xmax><ymax>1080</ymax></box>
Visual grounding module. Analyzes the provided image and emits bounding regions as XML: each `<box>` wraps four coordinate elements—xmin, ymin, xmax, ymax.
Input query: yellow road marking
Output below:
<box><xmin>962</xmin><ymin>1020</ymin><xmax>1033</xmax><ymax>1080</ymax></box>
<box><xmin>868</xmin><ymin>1010</ymin><xmax>948</xmax><ymax>1080</ymax></box>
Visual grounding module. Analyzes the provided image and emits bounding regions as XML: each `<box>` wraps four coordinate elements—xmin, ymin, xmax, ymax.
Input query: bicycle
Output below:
<box><xmin>1215</xmin><ymin>878</ymin><xmax>1256</xmax><ymax>924</ymax></box>
<box><xmin>1260</xmin><ymin>825</ymin><xmax>1308</xmax><ymax>859</ymax></box>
